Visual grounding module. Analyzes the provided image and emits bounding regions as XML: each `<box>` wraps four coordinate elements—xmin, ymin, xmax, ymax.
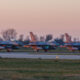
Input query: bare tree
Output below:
<box><xmin>1</xmin><ymin>29</ymin><xmax>17</xmax><ymax>41</ymax></box>
<box><xmin>45</xmin><ymin>34</ymin><xmax>53</xmax><ymax>42</ymax></box>
<box><xmin>24</xmin><ymin>36</ymin><xmax>30</xmax><ymax>44</ymax></box>
<box><xmin>0</xmin><ymin>37</ymin><xmax>3</xmax><ymax>41</ymax></box>
<box><xmin>35</xmin><ymin>35</ymin><xmax>39</xmax><ymax>41</ymax></box>
<box><xmin>18</xmin><ymin>34</ymin><xmax>24</xmax><ymax>41</ymax></box>
<box><xmin>40</xmin><ymin>36</ymin><xmax>45</xmax><ymax>42</ymax></box>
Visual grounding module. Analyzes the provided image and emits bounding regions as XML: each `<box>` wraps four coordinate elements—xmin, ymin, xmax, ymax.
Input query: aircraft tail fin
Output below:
<box><xmin>30</xmin><ymin>32</ymin><xmax>37</xmax><ymax>42</ymax></box>
<box><xmin>65</xmin><ymin>33</ymin><xmax>72</xmax><ymax>43</ymax></box>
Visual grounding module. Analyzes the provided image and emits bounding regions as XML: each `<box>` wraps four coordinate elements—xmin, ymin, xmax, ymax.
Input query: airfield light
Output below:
<box><xmin>56</xmin><ymin>56</ymin><xmax>59</xmax><ymax>59</ymax></box>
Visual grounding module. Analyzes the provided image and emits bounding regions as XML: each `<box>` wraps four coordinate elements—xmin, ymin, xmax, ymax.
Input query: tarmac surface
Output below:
<box><xmin>0</xmin><ymin>52</ymin><xmax>80</xmax><ymax>59</ymax></box>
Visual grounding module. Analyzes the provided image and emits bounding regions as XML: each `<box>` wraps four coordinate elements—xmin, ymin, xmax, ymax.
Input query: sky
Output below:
<box><xmin>0</xmin><ymin>0</ymin><xmax>80</xmax><ymax>39</ymax></box>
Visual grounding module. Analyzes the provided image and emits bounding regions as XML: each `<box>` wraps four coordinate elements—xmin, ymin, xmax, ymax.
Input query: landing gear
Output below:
<box><xmin>72</xmin><ymin>50</ymin><xmax>75</xmax><ymax>53</ymax></box>
<box><xmin>44</xmin><ymin>49</ymin><xmax>48</xmax><ymax>52</ymax></box>
<box><xmin>34</xmin><ymin>49</ymin><xmax>39</xmax><ymax>52</ymax></box>
<box><xmin>36</xmin><ymin>49</ymin><xmax>39</xmax><ymax>52</ymax></box>
<box><xmin>7</xmin><ymin>48</ymin><xmax>12</xmax><ymax>52</ymax></box>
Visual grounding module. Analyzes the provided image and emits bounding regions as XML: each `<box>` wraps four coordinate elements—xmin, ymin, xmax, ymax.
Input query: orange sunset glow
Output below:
<box><xmin>0</xmin><ymin>0</ymin><xmax>80</xmax><ymax>38</ymax></box>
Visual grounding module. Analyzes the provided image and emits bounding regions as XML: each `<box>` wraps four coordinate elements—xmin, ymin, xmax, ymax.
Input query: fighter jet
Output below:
<box><xmin>24</xmin><ymin>32</ymin><xmax>56</xmax><ymax>52</ymax></box>
<box><xmin>64</xmin><ymin>33</ymin><xmax>80</xmax><ymax>51</ymax></box>
<box><xmin>0</xmin><ymin>41</ymin><xmax>19</xmax><ymax>52</ymax></box>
